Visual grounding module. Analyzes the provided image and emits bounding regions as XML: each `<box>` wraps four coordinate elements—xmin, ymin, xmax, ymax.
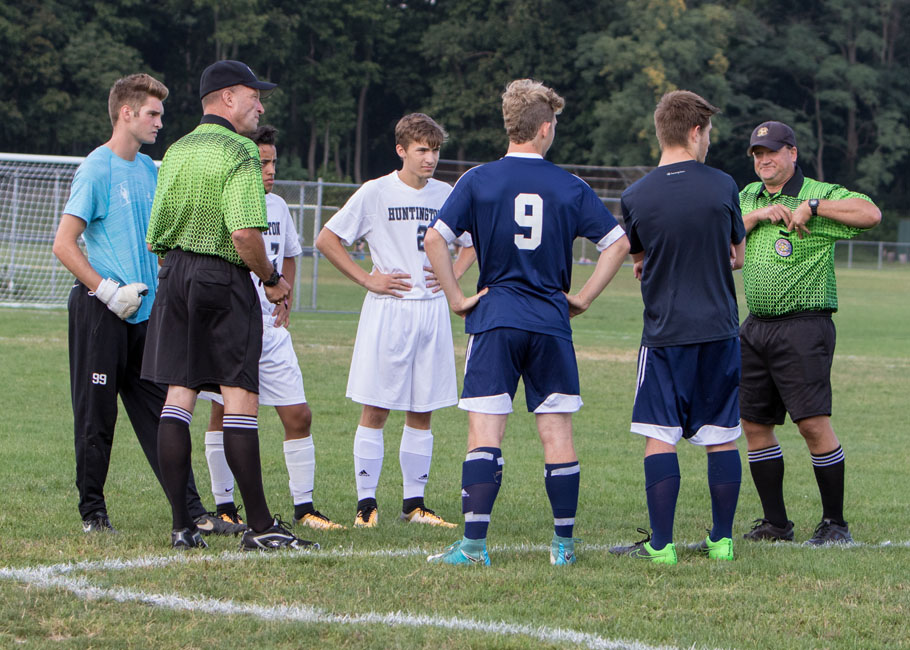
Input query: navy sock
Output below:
<box><xmin>644</xmin><ymin>453</ymin><xmax>680</xmax><ymax>550</ymax></box>
<box><xmin>707</xmin><ymin>449</ymin><xmax>741</xmax><ymax>541</ymax></box>
<box><xmin>544</xmin><ymin>461</ymin><xmax>579</xmax><ymax>538</ymax></box>
<box><xmin>461</xmin><ymin>447</ymin><xmax>503</xmax><ymax>540</ymax></box>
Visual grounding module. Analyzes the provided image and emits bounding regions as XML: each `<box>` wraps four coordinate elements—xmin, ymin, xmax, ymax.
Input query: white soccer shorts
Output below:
<box><xmin>346</xmin><ymin>293</ymin><xmax>458</xmax><ymax>412</ymax></box>
<box><xmin>199</xmin><ymin>317</ymin><xmax>307</xmax><ymax>407</ymax></box>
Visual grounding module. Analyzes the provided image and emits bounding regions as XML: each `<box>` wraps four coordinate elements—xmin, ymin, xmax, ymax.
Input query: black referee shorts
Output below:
<box><xmin>141</xmin><ymin>249</ymin><xmax>262</xmax><ymax>394</ymax></box>
<box><xmin>739</xmin><ymin>311</ymin><xmax>835</xmax><ymax>425</ymax></box>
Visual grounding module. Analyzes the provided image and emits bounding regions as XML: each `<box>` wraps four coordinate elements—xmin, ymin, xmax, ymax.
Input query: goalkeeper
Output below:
<box><xmin>52</xmin><ymin>73</ymin><xmax>223</xmax><ymax>536</ymax></box>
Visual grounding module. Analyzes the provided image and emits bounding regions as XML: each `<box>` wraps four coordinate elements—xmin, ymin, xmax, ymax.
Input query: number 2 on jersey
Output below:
<box><xmin>514</xmin><ymin>193</ymin><xmax>542</xmax><ymax>250</ymax></box>
<box><xmin>416</xmin><ymin>225</ymin><xmax>428</xmax><ymax>251</ymax></box>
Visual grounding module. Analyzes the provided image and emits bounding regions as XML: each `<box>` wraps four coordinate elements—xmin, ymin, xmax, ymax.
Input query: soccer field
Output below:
<box><xmin>1</xmin><ymin>264</ymin><xmax>908</xmax><ymax>649</ymax></box>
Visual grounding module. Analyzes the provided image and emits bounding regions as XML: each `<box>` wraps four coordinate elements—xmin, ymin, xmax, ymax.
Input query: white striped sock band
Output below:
<box><xmin>811</xmin><ymin>446</ymin><xmax>845</xmax><ymax>467</ymax></box>
<box><xmin>748</xmin><ymin>445</ymin><xmax>783</xmax><ymax>463</ymax></box>
<box><xmin>464</xmin><ymin>512</ymin><xmax>491</xmax><ymax>523</ymax></box>
<box><xmin>553</xmin><ymin>517</ymin><xmax>575</xmax><ymax>527</ymax></box>
<box><xmin>543</xmin><ymin>463</ymin><xmax>580</xmax><ymax>477</ymax></box>
<box><xmin>161</xmin><ymin>405</ymin><xmax>192</xmax><ymax>425</ymax></box>
<box><xmin>223</xmin><ymin>414</ymin><xmax>258</xmax><ymax>430</ymax></box>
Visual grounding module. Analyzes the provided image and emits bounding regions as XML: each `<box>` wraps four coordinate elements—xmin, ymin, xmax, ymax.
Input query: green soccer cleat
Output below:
<box><xmin>690</xmin><ymin>535</ymin><xmax>734</xmax><ymax>560</ymax></box>
<box><xmin>427</xmin><ymin>538</ymin><xmax>491</xmax><ymax>566</ymax></box>
<box><xmin>609</xmin><ymin>528</ymin><xmax>677</xmax><ymax>565</ymax></box>
<box><xmin>550</xmin><ymin>535</ymin><xmax>577</xmax><ymax>566</ymax></box>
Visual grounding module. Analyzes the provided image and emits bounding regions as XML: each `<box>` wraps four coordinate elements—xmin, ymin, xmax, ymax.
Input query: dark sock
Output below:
<box><xmin>402</xmin><ymin>496</ymin><xmax>424</xmax><ymax>514</ymax></box>
<box><xmin>462</xmin><ymin>447</ymin><xmax>503</xmax><ymax>540</ymax></box>
<box><xmin>811</xmin><ymin>446</ymin><xmax>846</xmax><ymax>525</ymax></box>
<box><xmin>357</xmin><ymin>497</ymin><xmax>377</xmax><ymax>513</ymax></box>
<box><xmin>294</xmin><ymin>502</ymin><xmax>315</xmax><ymax>520</ymax></box>
<box><xmin>707</xmin><ymin>449</ymin><xmax>741</xmax><ymax>541</ymax></box>
<box><xmin>157</xmin><ymin>406</ymin><xmax>195</xmax><ymax>531</ymax></box>
<box><xmin>223</xmin><ymin>415</ymin><xmax>272</xmax><ymax>532</ymax></box>
<box><xmin>215</xmin><ymin>502</ymin><xmax>237</xmax><ymax>518</ymax></box>
<box><xmin>644</xmin><ymin>453</ymin><xmax>680</xmax><ymax>550</ymax></box>
<box><xmin>747</xmin><ymin>445</ymin><xmax>788</xmax><ymax>527</ymax></box>
<box><xmin>544</xmin><ymin>461</ymin><xmax>580</xmax><ymax>538</ymax></box>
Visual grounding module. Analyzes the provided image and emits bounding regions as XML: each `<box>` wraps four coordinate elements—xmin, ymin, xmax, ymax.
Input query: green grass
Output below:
<box><xmin>1</xmin><ymin>266</ymin><xmax>909</xmax><ymax>649</ymax></box>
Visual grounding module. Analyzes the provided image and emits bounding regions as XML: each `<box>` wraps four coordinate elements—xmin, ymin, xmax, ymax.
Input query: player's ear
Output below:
<box><xmin>395</xmin><ymin>143</ymin><xmax>406</xmax><ymax>159</ymax></box>
<box><xmin>119</xmin><ymin>104</ymin><xmax>132</xmax><ymax>123</ymax></box>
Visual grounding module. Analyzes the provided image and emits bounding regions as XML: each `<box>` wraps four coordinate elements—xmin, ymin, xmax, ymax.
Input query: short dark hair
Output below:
<box><xmin>250</xmin><ymin>124</ymin><xmax>278</xmax><ymax>146</ymax></box>
<box><xmin>654</xmin><ymin>90</ymin><xmax>719</xmax><ymax>150</ymax></box>
<box><xmin>395</xmin><ymin>113</ymin><xmax>447</xmax><ymax>150</ymax></box>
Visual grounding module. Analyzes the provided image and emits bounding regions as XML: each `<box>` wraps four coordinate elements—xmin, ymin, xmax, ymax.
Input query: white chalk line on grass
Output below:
<box><xmin>3</xmin><ymin>540</ymin><xmax>908</xmax><ymax>650</ymax></box>
<box><xmin>1</xmin><ymin>561</ymin><xmax>685</xmax><ymax>650</ymax></box>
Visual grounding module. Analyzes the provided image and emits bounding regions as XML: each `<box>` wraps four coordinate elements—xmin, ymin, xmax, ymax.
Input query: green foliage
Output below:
<box><xmin>1</xmin><ymin>0</ymin><xmax>909</xmax><ymax>209</ymax></box>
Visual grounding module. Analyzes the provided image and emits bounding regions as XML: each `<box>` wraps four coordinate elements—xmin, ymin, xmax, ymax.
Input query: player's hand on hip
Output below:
<box><xmin>423</xmin><ymin>265</ymin><xmax>442</xmax><ymax>293</ymax></box>
<box><xmin>452</xmin><ymin>287</ymin><xmax>488</xmax><ymax>319</ymax></box>
<box><xmin>565</xmin><ymin>292</ymin><xmax>590</xmax><ymax>318</ymax></box>
<box><xmin>264</xmin><ymin>276</ymin><xmax>292</xmax><ymax>305</ymax></box>
<box><xmin>365</xmin><ymin>270</ymin><xmax>412</xmax><ymax>298</ymax></box>
<box><xmin>632</xmin><ymin>260</ymin><xmax>643</xmax><ymax>280</ymax></box>
<box><xmin>272</xmin><ymin>299</ymin><xmax>290</xmax><ymax>328</ymax></box>
<box><xmin>94</xmin><ymin>278</ymin><xmax>148</xmax><ymax>319</ymax></box>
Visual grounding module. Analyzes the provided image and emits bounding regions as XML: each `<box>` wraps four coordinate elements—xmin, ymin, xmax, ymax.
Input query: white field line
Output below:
<box><xmin>3</xmin><ymin>540</ymin><xmax>908</xmax><ymax>649</ymax></box>
<box><xmin>0</xmin><ymin>560</ymin><xmax>687</xmax><ymax>650</ymax></box>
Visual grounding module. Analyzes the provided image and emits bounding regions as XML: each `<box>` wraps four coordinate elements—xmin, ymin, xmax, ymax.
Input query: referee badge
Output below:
<box><xmin>774</xmin><ymin>238</ymin><xmax>793</xmax><ymax>257</ymax></box>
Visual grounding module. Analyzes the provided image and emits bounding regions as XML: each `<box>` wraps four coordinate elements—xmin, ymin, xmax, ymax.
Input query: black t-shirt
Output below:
<box><xmin>622</xmin><ymin>160</ymin><xmax>745</xmax><ymax>347</ymax></box>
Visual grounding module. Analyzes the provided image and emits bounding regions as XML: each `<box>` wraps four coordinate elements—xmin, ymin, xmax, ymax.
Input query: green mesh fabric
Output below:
<box><xmin>147</xmin><ymin>123</ymin><xmax>267</xmax><ymax>267</ymax></box>
<box><xmin>740</xmin><ymin>176</ymin><xmax>871</xmax><ymax>317</ymax></box>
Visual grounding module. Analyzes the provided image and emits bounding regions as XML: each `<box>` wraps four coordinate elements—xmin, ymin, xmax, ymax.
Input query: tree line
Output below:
<box><xmin>2</xmin><ymin>0</ymin><xmax>907</xmax><ymax>237</ymax></box>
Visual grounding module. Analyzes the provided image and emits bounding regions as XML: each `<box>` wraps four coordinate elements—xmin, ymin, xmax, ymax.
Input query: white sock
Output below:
<box><xmin>353</xmin><ymin>425</ymin><xmax>384</xmax><ymax>501</ymax></box>
<box><xmin>204</xmin><ymin>430</ymin><xmax>235</xmax><ymax>506</ymax></box>
<box><xmin>400</xmin><ymin>426</ymin><xmax>433</xmax><ymax>500</ymax></box>
<box><xmin>285</xmin><ymin>436</ymin><xmax>316</xmax><ymax>506</ymax></box>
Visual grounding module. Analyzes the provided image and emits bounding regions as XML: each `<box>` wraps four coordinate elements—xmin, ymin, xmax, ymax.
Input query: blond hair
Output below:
<box><xmin>395</xmin><ymin>113</ymin><xmax>447</xmax><ymax>150</ymax></box>
<box><xmin>108</xmin><ymin>73</ymin><xmax>168</xmax><ymax>126</ymax></box>
<box><xmin>653</xmin><ymin>90</ymin><xmax>719</xmax><ymax>150</ymax></box>
<box><xmin>501</xmin><ymin>79</ymin><xmax>564</xmax><ymax>144</ymax></box>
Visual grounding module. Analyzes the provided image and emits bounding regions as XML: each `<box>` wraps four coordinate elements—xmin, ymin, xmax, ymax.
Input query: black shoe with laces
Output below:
<box><xmin>805</xmin><ymin>519</ymin><xmax>853</xmax><ymax>546</ymax></box>
<box><xmin>240</xmin><ymin>516</ymin><xmax>319</xmax><ymax>551</ymax></box>
<box><xmin>172</xmin><ymin>527</ymin><xmax>208</xmax><ymax>550</ymax></box>
<box><xmin>354</xmin><ymin>499</ymin><xmax>378</xmax><ymax>528</ymax></box>
<box><xmin>82</xmin><ymin>512</ymin><xmax>117</xmax><ymax>533</ymax></box>
<box><xmin>742</xmin><ymin>518</ymin><xmax>795</xmax><ymax>541</ymax></box>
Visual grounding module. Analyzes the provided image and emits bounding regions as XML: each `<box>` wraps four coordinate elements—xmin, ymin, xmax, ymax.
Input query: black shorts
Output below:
<box><xmin>141</xmin><ymin>249</ymin><xmax>262</xmax><ymax>394</ymax></box>
<box><xmin>739</xmin><ymin>312</ymin><xmax>835</xmax><ymax>425</ymax></box>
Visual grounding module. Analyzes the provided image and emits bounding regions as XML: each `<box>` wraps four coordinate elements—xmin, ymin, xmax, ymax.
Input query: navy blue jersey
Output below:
<box><xmin>432</xmin><ymin>154</ymin><xmax>624</xmax><ymax>340</ymax></box>
<box><xmin>622</xmin><ymin>160</ymin><xmax>745</xmax><ymax>347</ymax></box>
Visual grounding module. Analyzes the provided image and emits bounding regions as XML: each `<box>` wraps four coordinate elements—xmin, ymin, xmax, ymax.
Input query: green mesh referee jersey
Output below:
<box><xmin>147</xmin><ymin>118</ymin><xmax>267</xmax><ymax>267</ymax></box>
<box><xmin>740</xmin><ymin>166</ymin><xmax>873</xmax><ymax>317</ymax></box>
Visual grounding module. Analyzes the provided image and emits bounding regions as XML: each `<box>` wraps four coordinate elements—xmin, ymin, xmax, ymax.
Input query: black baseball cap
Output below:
<box><xmin>199</xmin><ymin>60</ymin><xmax>276</xmax><ymax>99</ymax></box>
<box><xmin>748</xmin><ymin>121</ymin><xmax>796</xmax><ymax>154</ymax></box>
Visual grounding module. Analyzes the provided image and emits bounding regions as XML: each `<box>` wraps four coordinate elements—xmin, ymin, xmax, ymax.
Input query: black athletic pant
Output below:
<box><xmin>68</xmin><ymin>282</ymin><xmax>206</xmax><ymax>520</ymax></box>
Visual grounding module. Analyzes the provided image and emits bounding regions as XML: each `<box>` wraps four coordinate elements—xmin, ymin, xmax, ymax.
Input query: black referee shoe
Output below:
<box><xmin>805</xmin><ymin>519</ymin><xmax>853</xmax><ymax>546</ymax></box>
<box><xmin>171</xmin><ymin>528</ymin><xmax>208</xmax><ymax>550</ymax></box>
<box><xmin>742</xmin><ymin>518</ymin><xmax>795</xmax><ymax>541</ymax></box>
<box><xmin>240</xmin><ymin>516</ymin><xmax>319</xmax><ymax>551</ymax></box>
<box><xmin>82</xmin><ymin>512</ymin><xmax>117</xmax><ymax>534</ymax></box>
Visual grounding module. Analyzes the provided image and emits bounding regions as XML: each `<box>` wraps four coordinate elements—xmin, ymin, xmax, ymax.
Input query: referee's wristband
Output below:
<box><xmin>262</xmin><ymin>269</ymin><xmax>282</xmax><ymax>287</ymax></box>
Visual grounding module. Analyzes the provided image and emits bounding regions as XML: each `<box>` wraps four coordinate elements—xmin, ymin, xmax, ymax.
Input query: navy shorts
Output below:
<box><xmin>631</xmin><ymin>337</ymin><xmax>742</xmax><ymax>446</ymax></box>
<box><xmin>460</xmin><ymin>327</ymin><xmax>581</xmax><ymax>414</ymax></box>
<box><xmin>739</xmin><ymin>312</ymin><xmax>835</xmax><ymax>425</ymax></box>
<box><xmin>141</xmin><ymin>249</ymin><xmax>262</xmax><ymax>394</ymax></box>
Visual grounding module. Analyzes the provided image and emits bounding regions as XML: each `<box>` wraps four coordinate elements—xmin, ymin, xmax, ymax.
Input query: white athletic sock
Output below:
<box><xmin>400</xmin><ymin>426</ymin><xmax>433</xmax><ymax>500</ymax></box>
<box><xmin>204</xmin><ymin>430</ymin><xmax>235</xmax><ymax>506</ymax></box>
<box><xmin>285</xmin><ymin>436</ymin><xmax>316</xmax><ymax>506</ymax></box>
<box><xmin>353</xmin><ymin>425</ymin><xmax>384</xmax><ymax>501</ymax></box>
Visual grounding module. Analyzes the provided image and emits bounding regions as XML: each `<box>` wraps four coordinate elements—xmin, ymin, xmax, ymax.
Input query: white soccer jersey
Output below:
<box><xmin>255</xmin><ymin>192</ymin><xmax>303</xmax><ymax>316</ymax></box>
<box><xmin>325</xmin><ymin>172</ymin><xmax>469</xmax><ymax>300</ymax></box>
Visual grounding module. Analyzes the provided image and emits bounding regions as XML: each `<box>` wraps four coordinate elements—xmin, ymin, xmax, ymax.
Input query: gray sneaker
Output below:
<box><xmin>82</xmin><ymin>512</ymin><xmax>117</xmax><ymax>533</ymax></box>
<box><xmin>805</xmin><ymin>519</ymin><xmax>853</xmax><ymax>546</ymax></box>
<box><xmin>171</xmin><ymin>528</ymin><xmax>208</xmax><ymax>550</ymax></box>
<box><xmin>742</xmin><ymin>518</ymin><xmax>795</xmax><ymax>541</ymax></box>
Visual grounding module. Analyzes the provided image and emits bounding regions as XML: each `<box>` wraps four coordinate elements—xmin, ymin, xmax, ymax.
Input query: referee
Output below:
<box><xmin>142</xmin><ymin>60</ymin><xmax>313</xmax><ymax>551</ymax></box>
<box><xmin>738</xmin><ymin>121</ymin><xmax>880</xmax><ymax>545</ymax></box>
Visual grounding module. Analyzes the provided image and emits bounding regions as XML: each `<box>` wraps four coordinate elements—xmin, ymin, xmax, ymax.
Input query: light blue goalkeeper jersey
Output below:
<box><xmin>63</xmin><ymin>146</ymin><xmax>160</xmax><ymax>324</ymax></box>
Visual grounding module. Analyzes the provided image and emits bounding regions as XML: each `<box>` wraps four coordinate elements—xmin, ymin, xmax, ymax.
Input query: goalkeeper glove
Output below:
<box><xmin>94</xmin><ymin>278</ymin><xmax>149</xmax><ymax>320</ymax></box>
